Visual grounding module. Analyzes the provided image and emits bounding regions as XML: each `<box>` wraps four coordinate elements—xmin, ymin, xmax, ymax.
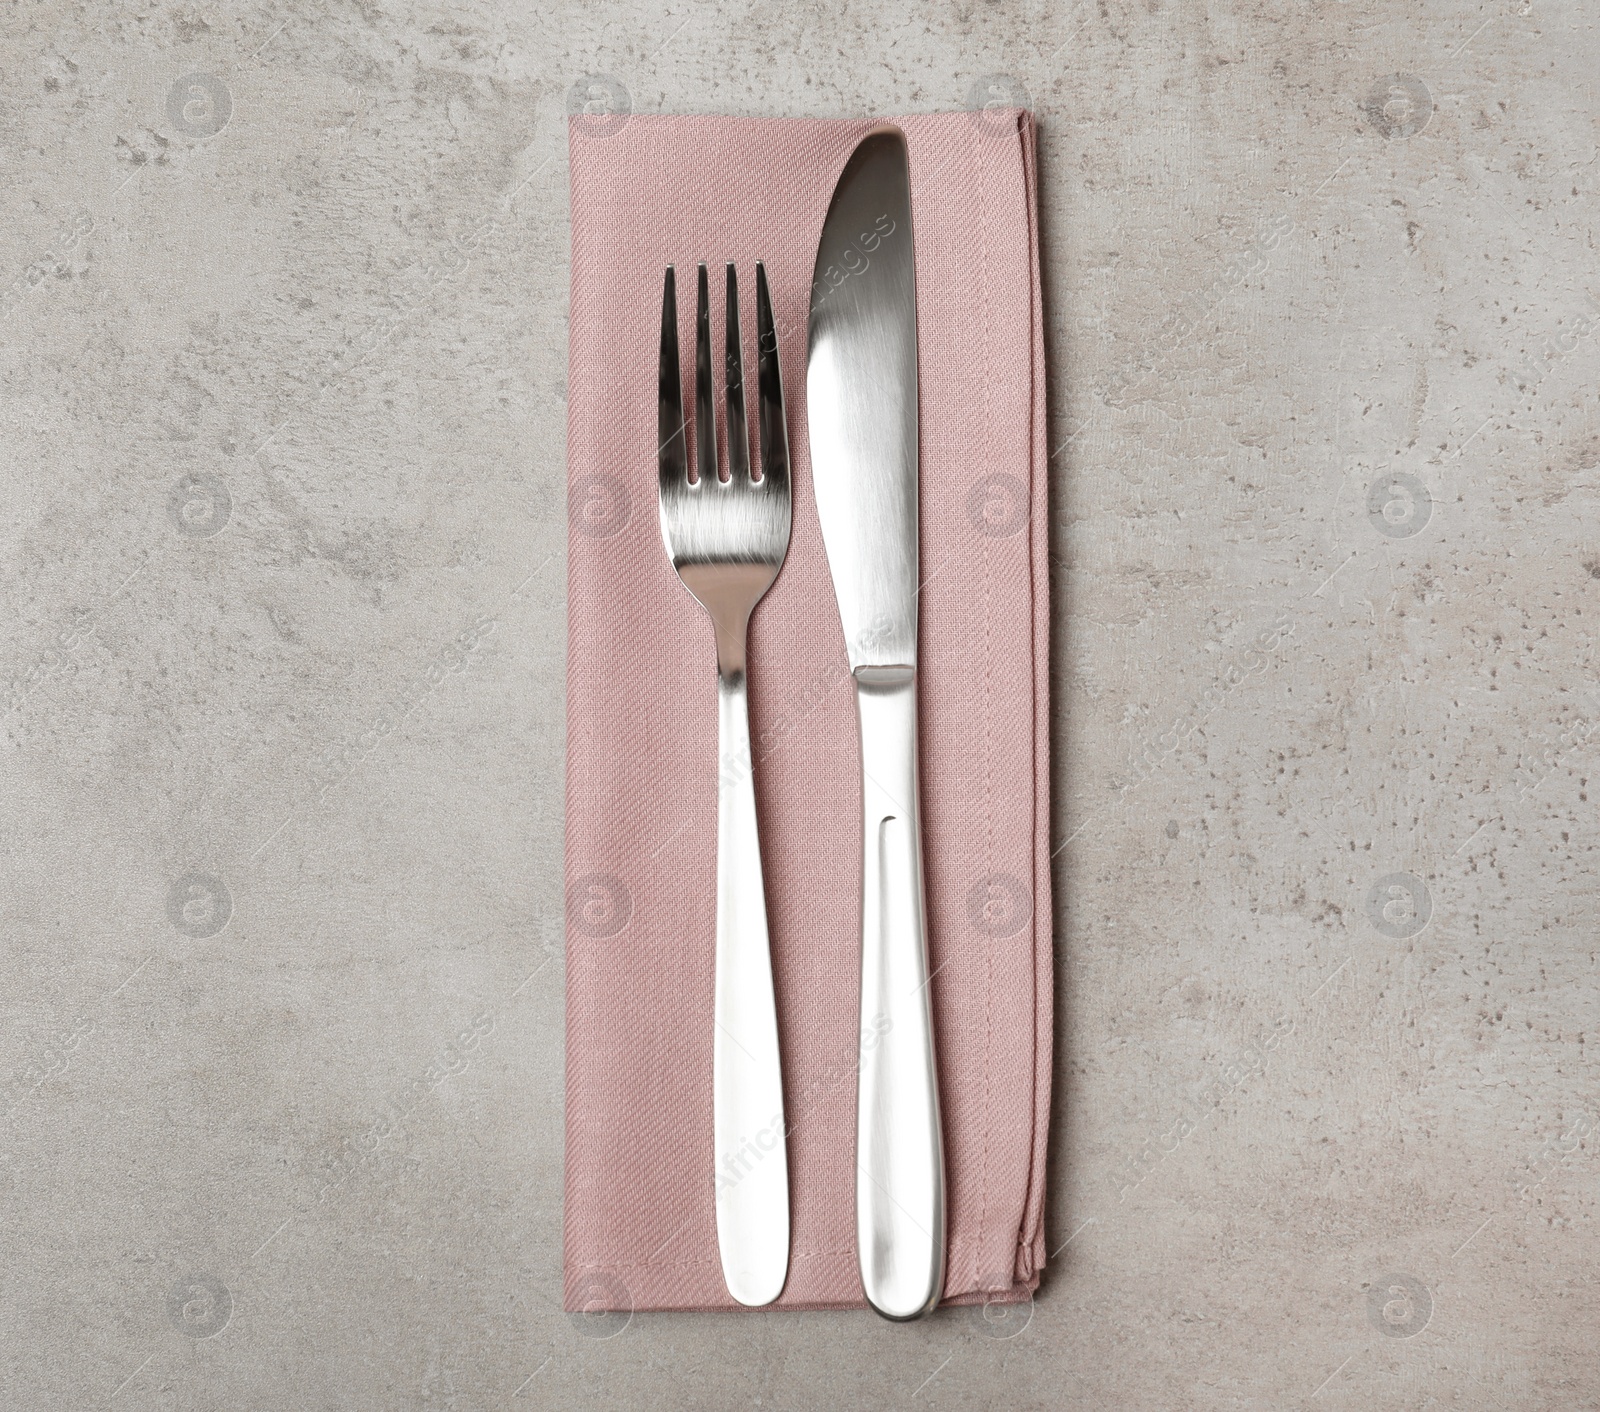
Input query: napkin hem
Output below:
<box><xmin>1020</xmin><ymin>106</ymin><xmax>1055</xmax><ymax>1294</ymax></box>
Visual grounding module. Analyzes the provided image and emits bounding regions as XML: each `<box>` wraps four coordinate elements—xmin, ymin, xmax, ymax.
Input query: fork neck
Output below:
<box><xmin>675</xmin><ymin>563</ymin><xmax>777</xmax><ymax>681</ymax></box>
<box><xmin>714</xmin><ymin>619</ymin><xmax>750</xmax><ymax>684</ymax></box>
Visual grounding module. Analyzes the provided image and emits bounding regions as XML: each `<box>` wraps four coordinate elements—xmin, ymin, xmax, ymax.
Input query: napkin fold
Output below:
<box><xmin>563</xmin><ymin>109</ymin><xmax>1051</xmax><ymax>1312</ymax></box>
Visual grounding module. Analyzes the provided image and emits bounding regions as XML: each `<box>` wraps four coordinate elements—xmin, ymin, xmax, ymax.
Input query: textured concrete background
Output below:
<box><xmin>2</xmin><ymin>0</ymin><xmax>1597</xmax><ymax>1407</ymax></box>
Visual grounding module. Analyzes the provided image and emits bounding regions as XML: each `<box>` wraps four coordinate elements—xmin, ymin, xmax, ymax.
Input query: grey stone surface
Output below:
<box><xmin>2</xmin><ymin>1</ymin><xmax>1597</xmax><ymax>1407</ymax></box>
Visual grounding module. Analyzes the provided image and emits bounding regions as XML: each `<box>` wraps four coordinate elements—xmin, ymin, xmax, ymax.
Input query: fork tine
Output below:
<box><xmin>695</xmin><ymin>262</ymin><xmax>719</xmax><ymax>485</ymax></box>
<box><xmin>754</xmin><ymin>261</ymin><xmax>789</xmax><ymax>490</ymax></box>
<box><xmin>725</xmin><ymin>264</ymin><xmax>751</xmax><ymax>482</ymax></box>
<box><xmin>659</xmin><ymin>266</ymin><xmax>686</xmax><ymax>485</ymax></box>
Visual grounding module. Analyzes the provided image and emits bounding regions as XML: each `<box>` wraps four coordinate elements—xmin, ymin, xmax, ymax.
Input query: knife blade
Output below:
<box><xmin>807</xmin><ymin>125</ymin><xmax>946</xmax><ymax>1322</ymax></box>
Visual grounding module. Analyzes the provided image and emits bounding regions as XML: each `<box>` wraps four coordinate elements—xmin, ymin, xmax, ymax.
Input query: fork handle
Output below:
<box><xmin>853</xmin><ymin>667</ymin><xmax>946</xmax><ymax>1320</ymax></box>
<box><xmin>712</xmin><ymin>669</ymin><xmax>790</xmax><ymax>1306</ymax></box>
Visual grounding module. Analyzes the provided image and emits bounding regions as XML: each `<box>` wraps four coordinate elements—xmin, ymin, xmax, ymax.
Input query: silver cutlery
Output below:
<box><xmin>658</xmin><ymin>260</ymin><xmax>792</xmax><ymax>1307</ymax></box>
<box><xmin>807</xmin><ymin>127</ymin><xmax>946</xmax><ymax>1321</ymax></box>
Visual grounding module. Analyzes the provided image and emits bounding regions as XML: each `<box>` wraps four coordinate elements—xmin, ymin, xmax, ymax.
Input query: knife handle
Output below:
<box><xmin>712</xmin><ymin>669</ymin><xmax>790</xmax><ymax>1307</ymax></box>
<box><xmin>852</xmin><ymin>666</ymin><xmax>946</xmax><ymax>1320</ymax></box>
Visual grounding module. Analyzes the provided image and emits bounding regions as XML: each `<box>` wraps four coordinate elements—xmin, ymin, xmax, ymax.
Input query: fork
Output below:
<box><xmin>658</xmin><ymin>261</ymin><xmax>792</xmax><ymax>1307</ymax></box>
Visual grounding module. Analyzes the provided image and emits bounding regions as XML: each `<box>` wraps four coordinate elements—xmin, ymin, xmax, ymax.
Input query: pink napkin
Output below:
<box><xmin>563</xmin><ymin>109</ymin><xmax>1051</xmax><ymax>1312</ymax></box>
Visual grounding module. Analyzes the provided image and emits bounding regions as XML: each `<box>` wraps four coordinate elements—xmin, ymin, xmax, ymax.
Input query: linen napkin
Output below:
<box><xmin>563</xmin><ymin>109</ymin><xmax>1051</xmax><ymax>1312</ymax></box>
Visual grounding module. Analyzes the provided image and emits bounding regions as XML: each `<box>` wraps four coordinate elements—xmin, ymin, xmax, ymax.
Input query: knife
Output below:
<box><xmin>807</xmin><ymin>126</ymin><xmax>946</xmax><ymax>1322</ymax></box>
